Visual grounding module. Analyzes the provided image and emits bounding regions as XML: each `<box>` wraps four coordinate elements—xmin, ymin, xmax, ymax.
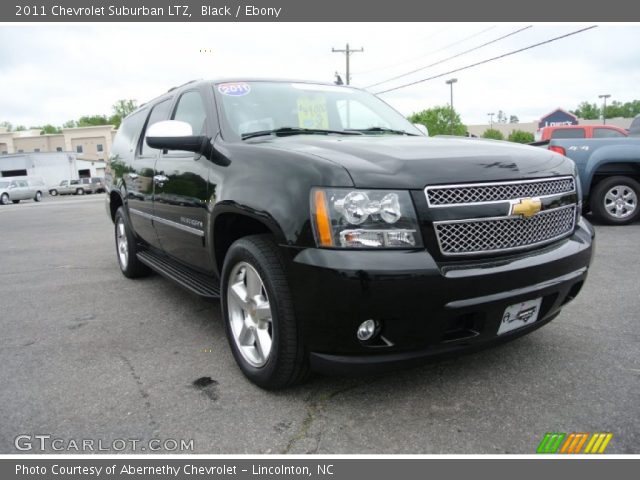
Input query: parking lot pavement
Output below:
<box><xmin>0</xmin><ymin>196</ymin><xmax>638</xmax><ymax>454</ymax></box>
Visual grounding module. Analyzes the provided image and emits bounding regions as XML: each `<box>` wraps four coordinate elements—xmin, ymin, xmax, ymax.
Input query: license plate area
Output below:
<box><xmin>498</xmin><ymin>297</ymin><xmax>542</xmax><ymax>335</ymax></box>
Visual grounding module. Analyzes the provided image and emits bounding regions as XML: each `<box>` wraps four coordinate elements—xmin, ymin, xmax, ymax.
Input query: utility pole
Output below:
<box><xmin>599</xmin><ymin>94</ymin><xmax>611</xmax><ymax>124</ymax></box>
<box><xmin>488</xmin><ymin>112</ymin><xmax>495</xmax><ymax>129</ymax></box>
<box><xmin>332</xmin><ymin>43</ymin><xmax>364</xmax><ymax>85</ymax></box>
<box><xmin>445</xmin><ymin>78</ymin><xmax>458</xmax><ymax>135</ymax></box>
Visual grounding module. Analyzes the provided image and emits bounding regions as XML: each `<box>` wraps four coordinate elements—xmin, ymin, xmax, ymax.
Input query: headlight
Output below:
<box><xmin>311</xmin><ymin>188</ymin><xmax>423</xmax><ymax>248</ymax></box>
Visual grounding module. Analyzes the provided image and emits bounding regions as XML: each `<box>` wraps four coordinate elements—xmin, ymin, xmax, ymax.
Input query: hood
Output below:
<box><xmin>249</xmin><ymin>135</ymin><xmax>574</xmax><ymax>189</ymax></box>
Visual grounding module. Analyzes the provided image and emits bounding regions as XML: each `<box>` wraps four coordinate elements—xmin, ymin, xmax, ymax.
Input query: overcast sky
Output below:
<box><xmin>0</xmin><ymin>23</ymin><xmax>638</xmax><ymax>128</ymax></box>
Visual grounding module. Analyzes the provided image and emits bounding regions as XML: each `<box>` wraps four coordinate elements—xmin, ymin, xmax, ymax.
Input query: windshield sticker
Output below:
<box><xmin>297</xmin><ymin>96</ymin><xmax>329</xmax><ymax>129</ymax></box>
<box><xmin>218</xmin><ymin>83</ymin><xmax>251</xmax><ymax>96</ymax></box>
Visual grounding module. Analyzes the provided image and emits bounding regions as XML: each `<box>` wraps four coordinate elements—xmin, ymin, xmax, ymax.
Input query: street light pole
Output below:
<box><xmin>599</xmin><ymin>94</ymin><xmax>611</xmax><ymax>125</ymax></box>
<box><xmin>488</xmin><ymin>112</ymin><xmax>495</xmax><ymax>129</ymax></box>
<box><xmin>445</xmin><ymin>78</ymin><xmax>458</xmax><ymax>135</ymax></box>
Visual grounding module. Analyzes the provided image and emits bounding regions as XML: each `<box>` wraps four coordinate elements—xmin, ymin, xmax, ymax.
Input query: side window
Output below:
<box><xmin>70</xmin><ymin>180</ymin><xmax>79</xmax><ymax>185</ymax></box>
<box><xmin>593</xmin><ymin>128</ymin><xmax>625</xmax><ymax>138</ymax></box>
<box><xmin>551</xmin><ymin>128</ymin><xmax>585</xmax><ymax>139</ymax></box>
<box><xmin>61</xmin><ymin>180</ymin><xmax>68</xmax><ymax>186</ymax></box>
<box><xmin>140</xmin><ymin>99</ymin><xmax>172</xmax><ymax>157</ymax></box>
<box><xmin>18</xmin><ymin>181</ymin><xmax>28</xmax><ymax>187</ymax></box>
<box><xmin>172</xmin><ymin>91</ymin><xmax>208</xmax><ymax>136</ymax></box>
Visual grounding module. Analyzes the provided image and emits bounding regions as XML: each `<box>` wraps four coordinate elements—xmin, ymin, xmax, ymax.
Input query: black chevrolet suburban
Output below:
<box><xmin>105</xmin><ymin>79</ymin><xmax>594</xmax><ymax>389</ymax></box>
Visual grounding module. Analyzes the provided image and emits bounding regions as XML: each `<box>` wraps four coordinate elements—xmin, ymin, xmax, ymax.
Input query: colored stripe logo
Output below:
<box><xmin>537</xmin><ymin>432</ymin><xmax>613</xmax><ymax>454</ymax></box>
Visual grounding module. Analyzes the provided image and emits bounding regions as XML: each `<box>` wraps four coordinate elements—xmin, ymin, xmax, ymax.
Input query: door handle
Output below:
<box><xmin>153</xmin><ymin>175</ymin><xmax>169</xmax><ymax>186</ymax></box>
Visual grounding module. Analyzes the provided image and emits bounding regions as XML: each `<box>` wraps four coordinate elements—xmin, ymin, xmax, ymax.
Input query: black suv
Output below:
<box><xmin>106</xmin><ymin>79</ymin><xmax>594</xmax><ymax>389</ymax></box>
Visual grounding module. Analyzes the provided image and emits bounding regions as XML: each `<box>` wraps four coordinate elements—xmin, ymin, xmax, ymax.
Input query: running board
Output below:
<box><xmin>137</xmin><ymin>248</ymin><xmax>220</xmax><ymax>300</ymax></box>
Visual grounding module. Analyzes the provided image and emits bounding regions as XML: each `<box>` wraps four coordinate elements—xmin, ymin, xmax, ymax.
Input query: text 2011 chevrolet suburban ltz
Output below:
<box><xmin>105</xmin><ymin>79</ymin><xmax>594</xmax><ymax>389</ymax></box>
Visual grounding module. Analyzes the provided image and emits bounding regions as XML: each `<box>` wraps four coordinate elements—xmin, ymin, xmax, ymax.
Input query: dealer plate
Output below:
<box><xmin>498</xmin><ymin>297</ymin><xmax>543</xmax><ymax>335</ymax></box>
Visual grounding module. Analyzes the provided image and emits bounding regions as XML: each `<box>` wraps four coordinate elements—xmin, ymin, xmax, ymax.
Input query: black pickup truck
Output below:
<box><xmin>106</xmin><ymin>79</ymin><xmax>594</xmax><ymax>389</ymax></box>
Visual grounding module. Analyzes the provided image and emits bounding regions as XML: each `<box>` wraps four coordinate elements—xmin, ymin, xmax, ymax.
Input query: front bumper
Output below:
<box><xmin>286</xmin><ymin>217</ymin><xmax>595</xmax><ymax>374</ymax></box>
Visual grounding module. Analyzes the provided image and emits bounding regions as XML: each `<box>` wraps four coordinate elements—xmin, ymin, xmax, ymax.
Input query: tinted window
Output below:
<box><xmin>112</xmin><ymin>109</ymin><xmax>147</xmax><ymax>155</ymax></box>
<box><xmin>628</xmin><ymin>116</ymin><xmax>640</xmax><ymax>136</ymax></box>
<box><xmin>593</xmin><ymin>128</ymin><xmax>626</xmax><ymax>138</ymax></box>
<box><xmin>18</xmin><ymin>180</ymin><xmax>28</xmax><ymax>187</ymax></box>
<box><xmin>172</xmin><ymin>91</ymin><xmax>207</xmax><ymax>135</ymax></box>
<box><xmin>76</xmin><ymin>145</ymin><xmax>83</xmax><ymax>153</ymax></box>
<box><xmin>70</xmin><ymin>180</ymin><xmax>79</xmax><ymax>185</ymax></box>
<box><xmin>551</xmin><ymin>128</ymin><xmax>585</xmax><ymax>139</ymax></box>
<box><xmin>140</xmin><ymin>99</ymin><xmax>172</xmax><ymax>156</ymax></box>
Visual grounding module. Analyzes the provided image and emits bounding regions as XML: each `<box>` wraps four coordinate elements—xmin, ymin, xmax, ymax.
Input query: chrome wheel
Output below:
<box><xmin>1</xmin><ymin>194</ymin><xmax>9</xmax><ymax>205</ymax></box>
<box><xmin>116</xmin><ymin>218</ymin><xmax>129</xmax><ymax>268</ymax></box>
<box><xmin>604</xmin><ymin>185</ymin><xmax>637</xmax><ymax>219</ymax></box>
<box><xmin>227</xmin><ymin>261</ymin><xmax>273</xmax><ymax>368</ymax></box>
<box><xmin>35</xmin><ymin>191</ymin><xmax>42</xmax><ymax>202</ymax></box>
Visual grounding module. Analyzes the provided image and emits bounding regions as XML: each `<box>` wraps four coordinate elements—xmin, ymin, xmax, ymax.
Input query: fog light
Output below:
<box><xmin>357</xmin><ymin>319</ymin><xmax>377</xmax><ymax>341</ymax></box>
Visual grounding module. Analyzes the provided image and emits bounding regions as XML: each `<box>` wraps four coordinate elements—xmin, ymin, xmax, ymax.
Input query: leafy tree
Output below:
<box><xmin>109</xmin><ymin>99</ymin><xmax>138</xmax><ymax>129</ymax></box>
<box><xmin>62</xmin><ymin>120</ymin><xmax>77</xmax><ymax>129</ymax></box>
<box><xmin>509</xmin><ymin>115</ymin><xmax>519</xmax><ymax>124</ymax></box>
<box><xmin>496</xmin><ymin>110</ymin><xmax>507</xmax><ymax>124</ymax></box>
<box><xmin>408</xmin><ymin>105</ymin><xmax>467</xmax><ymax>136</ymax></box>
<box><xmin>508</xmin><ymin>130</ymin><xmax>534</xmax><ymax>144</ymax></box>
<box><xmin>1</xmin><ymin>121</ymin><xmax>13</xmax><ymax>131</ymax></box>
<box><xmin>482</xmin><ymin>129</ymin><xmax>504</xmax><ymax>140</ymax></box>
<box><xmin>76</xmin><ymin>115</ymin><xmax>109</xmax><ymax>127</ymax></box>
<box><xmin>39</xmin><ymin>124</ymin><xmax>62</xmax><ymax>135</ymax></box>
<box><xmin>15</xmin><ymin>125</ymin><xmax>26</xmax><ymax>131</ymax></box>
<box><xmin>571</xmin><ymin>102</ymin><xmax>599</xmax><ymax>119</ymax></box>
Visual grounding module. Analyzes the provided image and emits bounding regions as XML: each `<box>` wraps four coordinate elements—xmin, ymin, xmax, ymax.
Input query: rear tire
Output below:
<box><xmin>221</xmin><ymin>234</ymin><xmax>309</xmax><ymax>389</ymax></box>
<box><xmin>50</xmin><ymin>189</ymin><xmax>58</xmax><ymax>196</ymax></box>
<box><xmin>34</xmin><ymin>191</ymin><xmax>42</xmax><ymax>202</ymax></box>
<box><xmin>76</xmin><ymin>188</ymin><xmax>84</xmax><ymax>195</ymax></box>
<box><xmin>1</xmin><ymin>193</ymin><xmax>9</xmax><ymax>205</ymax></box>
<box><xmin>114</xmin><ymin>207</ymin><xmax>150</xmax><ymax>278</ymax></box>
<box><xmin>591</xmin><ymin>176</ymin><xmax>640</xmax><ymax>225</ymax></box>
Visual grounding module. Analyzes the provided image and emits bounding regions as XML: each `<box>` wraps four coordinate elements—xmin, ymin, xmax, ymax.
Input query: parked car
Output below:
<box><xmin>90</xmin><ymin>176</ymin><xmax>106</xmax><ymax>193</ymax></box>
<box><xmin>49</xmin><ymin>179</ymin><xmax>92</xmax><ymax>196</ymax></box>
<box><xmin>546</xmin><ymin>137</ymin><xmax>640</xmax><ymax>224</ymax></box>
<box><xmin>535</xmin><ymin>124</ymin><xmax>628</xmax><ymax>142</ymax></box>
<box><xmin>0</xmin><ymin>177</ymin><xmax>45</xmax><ymax>205</ymax></box>
<box><xmin>106</xmin><ymin>79</ymin><xmax>594</xmax><ymax>389</ymax></box>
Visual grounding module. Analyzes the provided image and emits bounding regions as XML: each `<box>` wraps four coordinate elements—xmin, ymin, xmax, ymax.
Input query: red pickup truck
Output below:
<box><xmin>535</xmin><ymin>124</ymin><xmax>628</xmax><ymax>141</ymax></box>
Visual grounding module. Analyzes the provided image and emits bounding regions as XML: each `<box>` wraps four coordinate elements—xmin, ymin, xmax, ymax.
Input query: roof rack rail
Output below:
<box><xmin>167</xmin><ymin>79</ymin><xmax>200</xmax><ymax>93</ymax></box>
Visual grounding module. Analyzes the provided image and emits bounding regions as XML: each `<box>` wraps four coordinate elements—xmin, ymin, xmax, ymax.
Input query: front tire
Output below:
<box><xmin>114</xmin><ymin>207</ymin><xmax>150</xmax><ymax>278</ymax></box>
<box><xmin>76</xmin><ymin>188</ymin><xmax>84</xmax><ymax>195</ymax></box>
<box><xmin>591</xmin><ymin>176</ymin><xmax>640</xmax><ymax>225</ymax></box>
<box><xmin>34</xmin><ymin>191</ymin><xmax>42</xmax><ymax>202</ymax></box>
<box><xmin>1</xmin><ymin>193</ymin><xmax>9</xmax><ymax>205</ymax></box>
<box><xmin>221</xmin><ymin>235</ymin><xmax>309</xmax><ymax>389</ymax></box>
<box><xmin>50</xmin><ymin>189</ymin><xmax>58</xmax><ymax>196</ymax></box>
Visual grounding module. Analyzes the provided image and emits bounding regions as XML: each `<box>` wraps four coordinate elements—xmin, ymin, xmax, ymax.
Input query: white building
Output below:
<box><xmin>0</xmin><ymin>152</ymin><xmax>106</xmax><ymax>187</ymax></box>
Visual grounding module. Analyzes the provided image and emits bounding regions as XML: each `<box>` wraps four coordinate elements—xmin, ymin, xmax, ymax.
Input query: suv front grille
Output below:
<box><xmin>434</xmin><ymin>205</ymin><xmax>577</xmax><ymax>256</ymax></box>
<box><xmin>426</xmin><ymin>176</ymin><xmax>575</xmax><ymax>206</ymax></box>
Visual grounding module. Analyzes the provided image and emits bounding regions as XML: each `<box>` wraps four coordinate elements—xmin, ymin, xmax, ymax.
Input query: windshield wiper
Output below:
<box><xmin>345</xmin><ymin>127</ymin><xmax>419</xmax><ymax>136</ymax></box>
<box><xmin>241</xmin><ymin>127</ymin><xmax>363</xmax><ymax>140</ymax></box>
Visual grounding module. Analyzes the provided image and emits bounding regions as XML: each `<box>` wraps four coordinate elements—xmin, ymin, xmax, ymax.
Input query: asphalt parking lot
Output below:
<box><xmin>0</xmin><ymin>195</ymin><xmax>638</xmax><ymax>454</ymax></box>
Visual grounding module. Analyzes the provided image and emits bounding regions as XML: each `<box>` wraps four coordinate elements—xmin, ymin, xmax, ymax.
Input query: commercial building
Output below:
<box><xmin>0</xmin><ymin>152</ymin><xmax>106</xmax><ymax>187</ymax></box>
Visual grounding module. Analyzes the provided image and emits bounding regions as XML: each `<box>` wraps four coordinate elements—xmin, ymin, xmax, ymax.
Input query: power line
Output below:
<box><xmin>332</xmin><ymin>43</ymin><xmax>364</xmax><ymax>85</ymax></box>
<box><xmin>353</xmin><ymin>25</ymin><xmax>495</xmax><ymax>76</ymax></box>
<box><xmin>374</xmin><ymin>25</ymin><xmax>598</xmax><ymax>95</ymax></box>
<box><xmin>365</xmin><ymin>25</ymin><xmax>533</xmax><ymax>89</ymax></box>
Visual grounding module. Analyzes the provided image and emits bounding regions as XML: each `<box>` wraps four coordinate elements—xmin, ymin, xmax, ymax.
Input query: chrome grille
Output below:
<box><xmin>434</xmin><ymin>205</ymin><xmax>577</xmax><ymax>256</ymax></box>
<box><xmin>426</xmin><ymin>176</ymin><xmax>575</xmax><ymax>206</ymax></box>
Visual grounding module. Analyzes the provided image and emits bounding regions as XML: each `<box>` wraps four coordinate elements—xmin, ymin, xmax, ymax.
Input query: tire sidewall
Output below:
<box><xmin>592</xmin><ymin>176</ymin><xmax>640</xmax><ymax>225</ymax></box>
<box><xmin>35</xmin><ymin>191</ymin><xmax>42</xmax><ymax>202</ymax></box>
<box><xmin>221</xmin><ymin>238</ymin><xmax>288</xmax><ymax>387</ymax></box>
<box><xmin>1</xmin><ymin>193</ymin><xmax>9</xmax><ymax>205</ymax></box>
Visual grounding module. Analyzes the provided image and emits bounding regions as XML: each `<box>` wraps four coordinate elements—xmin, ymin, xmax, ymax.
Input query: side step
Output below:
<box><xmin>137</xmin><ymin>247</ymin><xmax>220</xmax><ymax>300</ymax></box>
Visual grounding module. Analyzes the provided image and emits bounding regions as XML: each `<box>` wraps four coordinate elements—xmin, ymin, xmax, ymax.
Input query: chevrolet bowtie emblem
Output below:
<box><xmin>510</xmin><ymin>197</ymin><xmax>542</xmax><ymax>218</ymax></box>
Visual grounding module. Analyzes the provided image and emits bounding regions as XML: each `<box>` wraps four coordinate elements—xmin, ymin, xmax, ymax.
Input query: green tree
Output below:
<box><xmin>496</xmin><ymin>110</ymin><xmax>507</xmax><ymax>124</ymax></box>
<box><xmin>408</xmin><ymin>105</ymin><xmax>467</xmax><ymax>136</ymax></box>
<box><xmin>571</xmin><ymin>102</ymin><xmax>599</xmax><ymax>120</ymax></box>
<box><xmin>15</xmin><ymin>125</ymin><xmax>26</xmax><ymax>131</ymax></box>
<box><xmin>509</xmin><ymin>115</ymin><xmax>519</xmax><ymax>124</ymax></box>
<box><xmin>0</xmin><ymin>121</ymin><xmax>13</xmax><ymax>131</ymax></box>
<box><xmin>76</xmin><ymin>115</ymin><xmax>109</xmax><ymax>127</ymax></box>
<box><xmin>508</xmin><ymin>130</ymin><xmax>534</xmax><ymax>144</ymax></box>
<box><xmin>109</xmin><ymin>99</ymin><xmax>138</xmax><ymax>129</ymax></box>
<box><xmin>39</xmin><ymin>124</ymin><xmax>62</xmax><ymax>135</ymax></box>
<box><xmin>482</xmin><ymin>128</ymin><xmax>504</xmax><ymax>140</ymax></box>
<box><xmin>62</xmin><ymin>120</ymin><xmax>77</xmax><ymax>129</ymax></box>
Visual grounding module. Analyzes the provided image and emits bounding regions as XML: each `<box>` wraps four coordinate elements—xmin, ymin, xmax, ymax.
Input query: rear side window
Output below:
<box><xmin>112</xmin><ymin>110</ymin><xmax>147</xmax><ymax>155</ymax></box>
<box><xmin>593</xmin><ymin>128</ymin><xmax>626</xmax><ymax>138</ymax></box>
<box><xmin>172</xmin><ymin>91</ymin><xmax>208</xmax><ymax>135</ymax></box>
<box><xmin>551</xmin><ymin>128</ymin><xmax>585</xmax><ymax>139</ymax></box>
<box><xmin>140</xmin><ymin>99</ymin><xmax>172</xmax><ymax>156</ymax></box>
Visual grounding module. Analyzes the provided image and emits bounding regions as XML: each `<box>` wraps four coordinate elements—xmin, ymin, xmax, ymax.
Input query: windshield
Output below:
<box><xmin>214</xmin><ymin>81</ymin><xmax>420</xmax><ymax>141</ymax></box>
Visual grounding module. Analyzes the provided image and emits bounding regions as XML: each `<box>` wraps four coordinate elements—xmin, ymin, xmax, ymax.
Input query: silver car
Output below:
<box><xmin>0</xmin><ymin>178</ymin><xmax>45</xmax><ymax>205</ymax></box>
<box><xmin>49</xmin><ymin>179</ymin><xmax>93</xmax><ymax>196</ymax></box>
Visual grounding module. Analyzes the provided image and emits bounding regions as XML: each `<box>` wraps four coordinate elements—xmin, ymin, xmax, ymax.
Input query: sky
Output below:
<box><xmin>0</xmin><ymin>23</ymin><xmax>639</xmax><ymax>128</ymax></box>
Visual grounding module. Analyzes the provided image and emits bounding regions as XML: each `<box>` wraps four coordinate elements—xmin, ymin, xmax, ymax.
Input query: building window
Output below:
<box><xmin>76</xmin><ymin>145</ymin><xmax>83</xmax><ymax>153</ymax></box>
<box><xmin>17</xmin><ymin>149</ymin><xmax>24</xmax><ymax>153</ymax></box>
<box><xmin>97</xmin><ymin>144</ymin><xmax>104</xmax><ymax>152</ymax></box>
<box><xmin>56</xmin><ymin>147</ymin><xmax>63</xmax><ymax>152</ymax></box>
<box><xmin>34</xmin><ymin>148</ymin><xmax>40</xmax><ymax>152</ymax></box>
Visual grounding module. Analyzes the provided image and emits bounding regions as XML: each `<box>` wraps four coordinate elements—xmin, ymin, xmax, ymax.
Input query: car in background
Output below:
<box><xmin>0</xmin><ymin>177</ymin><xmax>45</xmax><ymax>205</ymax></box>
<box><xmin>49</xmin><ymin>179</ymin><xmax>93</xmax><ymax>196</ymax></box>
<box><xmin>629</xmin><ymin>115</ymin><xmax>640</xmax><ymax>137</ymax></box>
<box><xmin>90</xmin><ymin>176</ymin><xmax>106</xmax><ymax>193</ymax></box>
<box><xmin>535</xmin><ymin>124</ymin><xmax>628</xmax><ymax>142</ymax></box>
